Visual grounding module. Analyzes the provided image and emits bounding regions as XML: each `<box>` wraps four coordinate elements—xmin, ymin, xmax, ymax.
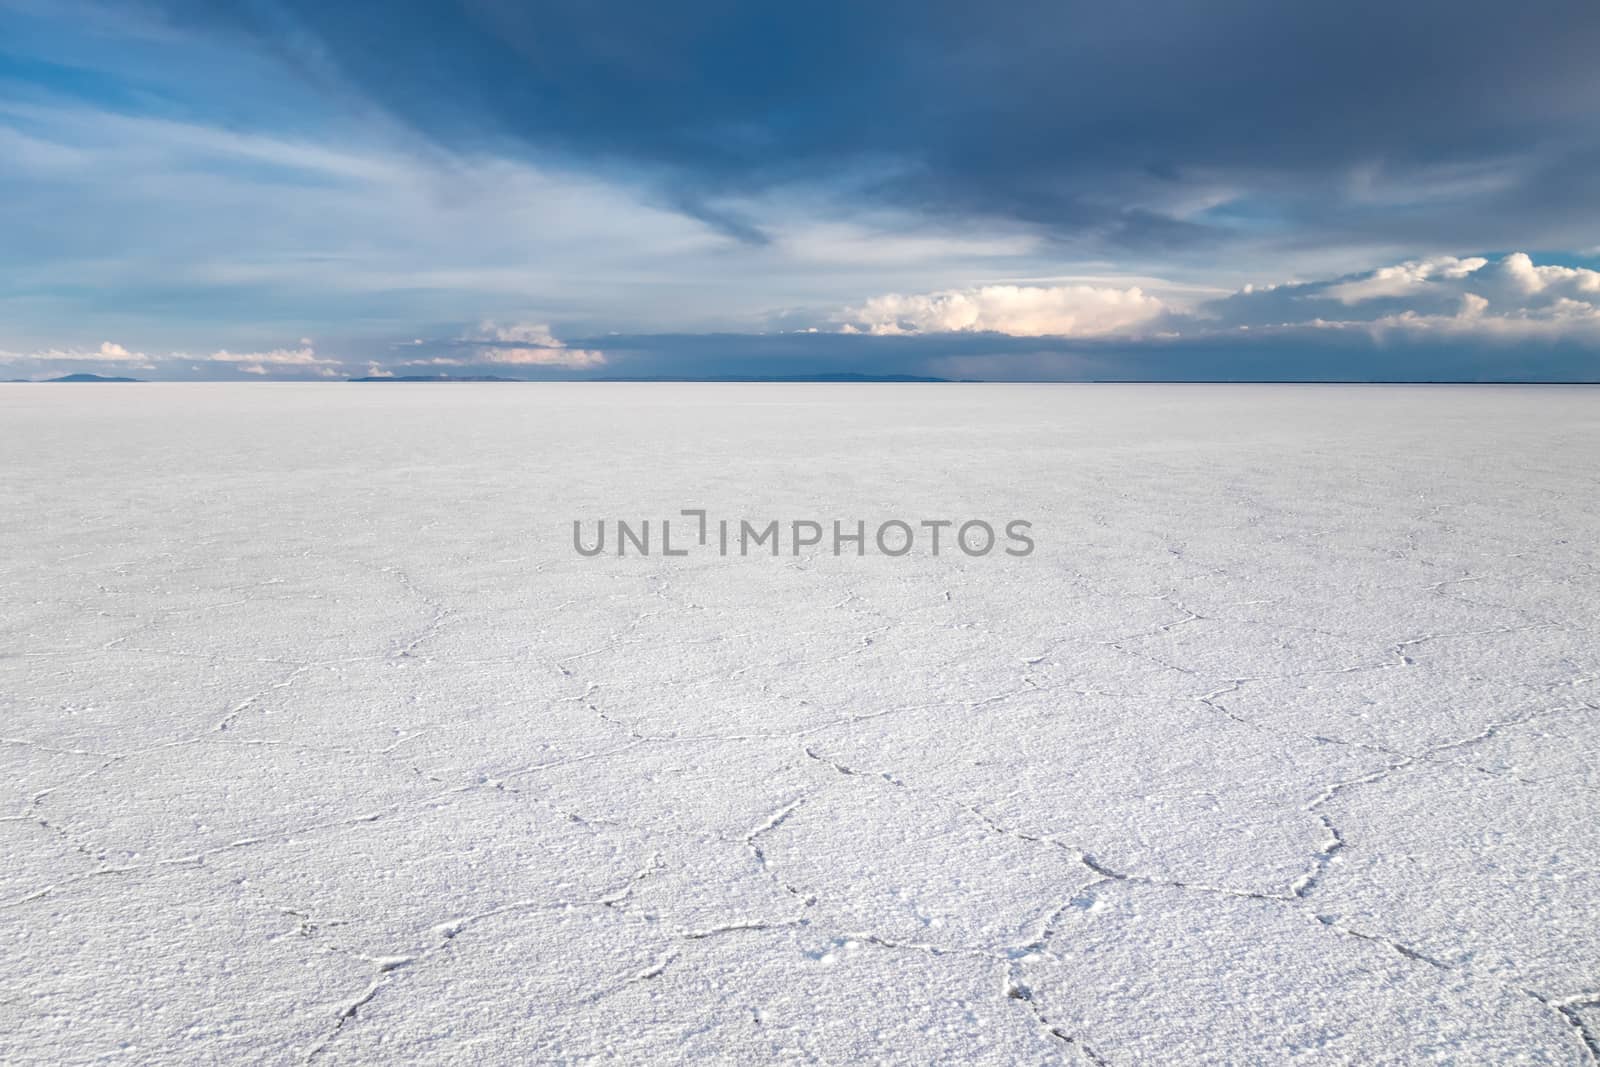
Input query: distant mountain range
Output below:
<box><xmin>348</xmin><ymin>375</ymin><xmax>524</xmax><ymax>382</ymax></box>
<box><xmin>28</xmin><ymin>373</ymin><xmax>145</xmax><ymax>383</ymax></box>
<box><xmin>9</xmin><ymin>372</ymin><xmax>958</xmax><ymax>384</ymax></box>
<box><xmin>349</xmin><ymin>372</ymin><xmax>954</xmax><ymax>383</ymax></box>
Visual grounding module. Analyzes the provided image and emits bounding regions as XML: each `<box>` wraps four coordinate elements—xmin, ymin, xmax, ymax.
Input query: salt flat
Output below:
<box><xmin>1</xmin><ymin>382</ymin><xmax>1598</xmax><ymax>1065</ymax></box>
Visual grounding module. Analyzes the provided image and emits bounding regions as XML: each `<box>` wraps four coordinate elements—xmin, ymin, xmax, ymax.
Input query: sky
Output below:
<box><xmin>3</xmin><ymin>0</ymin><xmax>1600</xmax><ymax>381</ymax></box>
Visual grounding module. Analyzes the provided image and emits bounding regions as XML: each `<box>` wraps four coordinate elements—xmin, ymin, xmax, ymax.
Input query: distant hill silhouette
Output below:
<box><xmin>350</xmin><ymin>372</ymin><xmax>953</xmax><ymax>383</ymax></box>
<box><xmin>349</xmin><ymin>375</ymin><xmax>525</xmax><ymax>382</ymax></box>
<box><xmin>44</xmin><ymin>373</ymin><xmax>143</xmax><ymax>383</ymax></box>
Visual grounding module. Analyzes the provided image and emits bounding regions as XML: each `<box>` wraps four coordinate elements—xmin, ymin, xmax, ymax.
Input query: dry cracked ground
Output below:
<box><xmin>2</xmin><ymin>383</ymin><xmax>1598</xmax><ymax>1065</ymax></box>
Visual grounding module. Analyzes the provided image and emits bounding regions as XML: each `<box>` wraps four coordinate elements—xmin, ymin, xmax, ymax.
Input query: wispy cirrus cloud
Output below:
<box><xmin>141</xmin><ymin>0</ymin><xmax>1600</xmax><ymax>261</ymax></box>
<box><xmin>207</xmin><ymin>339</ymin><xmax>338</xmax><ymax>375</ymax></box>
<box><xmin>395</xmin><ymin>323</ymin><xmax>608</xmax><ymax>369</ymax></box>
<box><xmin>18</xmin><ymin>341</ymin><xmax>154</xmax><ymax>367</ymax></box>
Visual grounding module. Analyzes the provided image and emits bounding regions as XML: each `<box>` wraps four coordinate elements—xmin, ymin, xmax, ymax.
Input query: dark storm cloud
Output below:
<box><xmin>152</xmin><ymin>0</ymin><xmax>1600</xmax><ymax>253</ymax></box>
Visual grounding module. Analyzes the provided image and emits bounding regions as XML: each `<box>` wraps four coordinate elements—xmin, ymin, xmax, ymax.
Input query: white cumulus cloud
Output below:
<box><xmin>839</xmin><ymin>284</ymin><xmax>1166</xmax><ymax>337</ymax></box>
<box><xmin>1209</xmin><ymin>253</ymin><xmax>1600</xmax><ymax>343</ymax></box>
<box><xmin>1322</xmin><ymin>256</ymin><xmax>1489</xmax><ymax>304</ymax></box>
<box><xmin>464</xmin><ymin>321</ymin><xmax>607</xmax><ymax>367</ymax></box>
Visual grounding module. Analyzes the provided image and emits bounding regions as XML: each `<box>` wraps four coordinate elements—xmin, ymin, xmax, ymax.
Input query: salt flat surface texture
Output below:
<box><xmin>2</xmin><ymin>382</ymin><xmax>1598</xmax><ymax>1065</ymax></box>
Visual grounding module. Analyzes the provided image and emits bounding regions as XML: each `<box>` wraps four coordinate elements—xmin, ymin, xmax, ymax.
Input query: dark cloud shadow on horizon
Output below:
<box><xmin>464</xmin><ymin>329</ymin><xmax>1600</xmax><ymax>382</ymax></box>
